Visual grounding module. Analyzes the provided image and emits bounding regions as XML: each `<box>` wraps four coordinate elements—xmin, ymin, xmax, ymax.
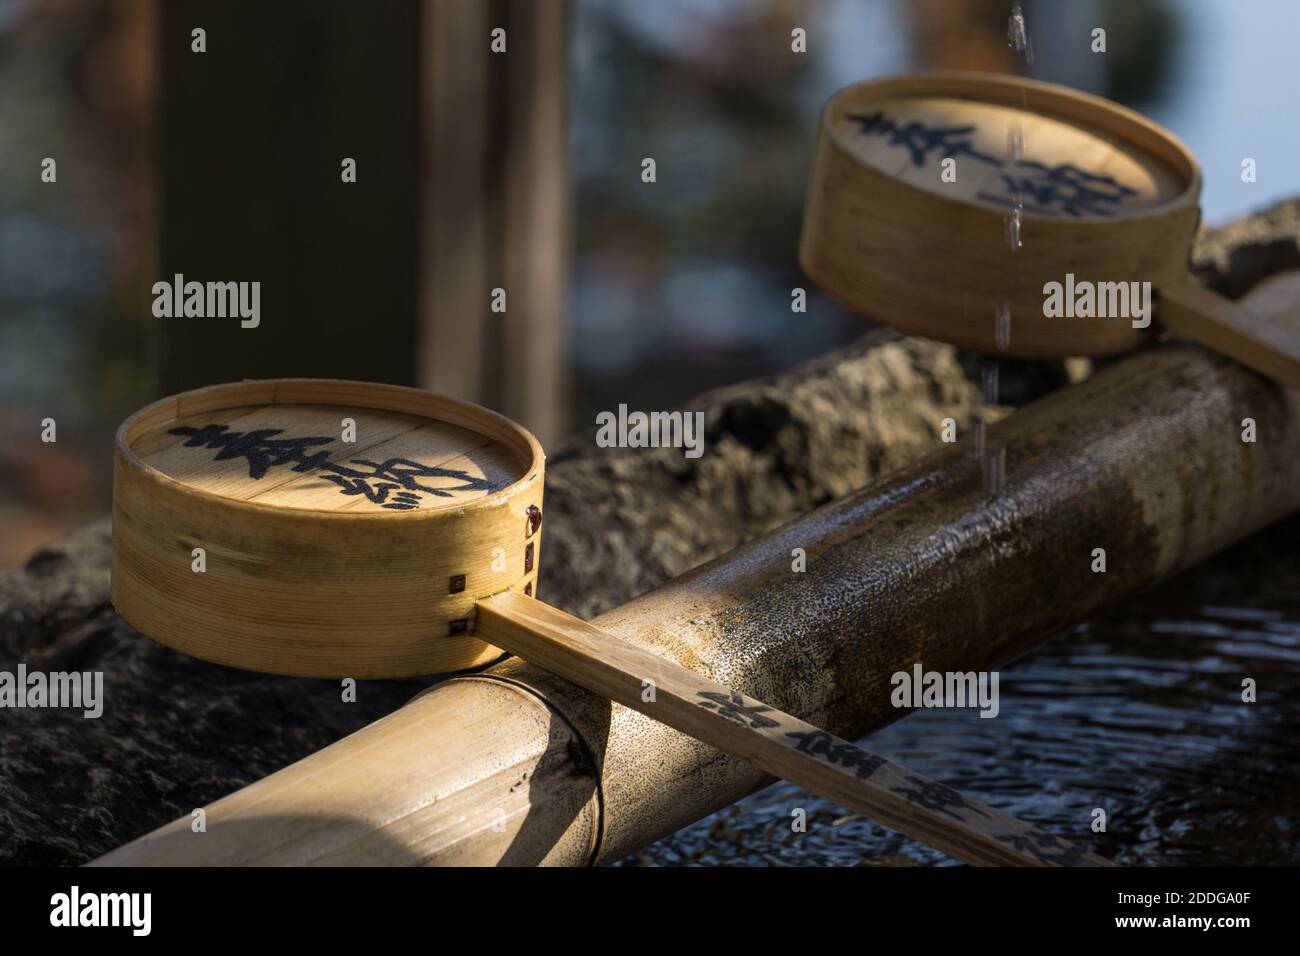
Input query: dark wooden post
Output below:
<box><xmin>157</xmin><ymin>0</ymin><xmax>570</xmax><ymax>443</ymax></box>
<box><xmin>157</xmin><ymin>0</ymin><xmax>420</xmax><ymax>393</ymax></box>
<box><xmin>420</xmin><ymin>0</ymin><xmax>570</xmax><ymax>446</ymax></box>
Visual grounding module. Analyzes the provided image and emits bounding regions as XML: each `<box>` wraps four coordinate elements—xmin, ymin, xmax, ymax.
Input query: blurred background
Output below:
<box><xmin>2</xmin><ymin>0</ymin><xmax>1299</xmax><ymax>569</ymax></box>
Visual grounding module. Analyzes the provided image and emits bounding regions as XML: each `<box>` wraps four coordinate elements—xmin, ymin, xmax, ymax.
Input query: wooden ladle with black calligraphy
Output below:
<box><xmin>801</xmin><ymin>71</ymin><xmax>1300</xmax><ymax>383</ymax></box>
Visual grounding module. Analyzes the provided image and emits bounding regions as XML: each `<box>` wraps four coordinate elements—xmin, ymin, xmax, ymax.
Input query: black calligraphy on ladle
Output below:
<box><xmin>697</xmin><ymin>691</ymin><xmax>780</xmax><ymax>729</ymax></box>
<box><xmin>891</xmin><ymin>774</ymin><xmax>989</xmax><ymax>823</ymax></box>
<box><xmin>847</xmin><ymin>110</ymin><xmax>1139</xmax><ymax>218</ymax></box>
<box><xmin>847</xmin><ymin>111</ymin><xmax>1002</xmax><ymax>168</ymax></box>
<box><xmin>786</xmin><ymin>729</ymin><xmax>887</xmax><ymax>781</ymax></box>
<box><xmin>169</xmin><ymin>423</ymin><xmax>499</xmax><ymax>510</ymax></box>
<box><xmin>992</xmin><ymin>158</ymin><xmax>1138</xmax><ymax>217</ymax></box>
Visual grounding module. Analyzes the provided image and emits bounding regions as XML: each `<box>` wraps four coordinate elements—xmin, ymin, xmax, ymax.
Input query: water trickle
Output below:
<box><xmin>1007</xmin><ymin>123</ymin><xmax>1026</xmax><ymax>162</ymax></box>
<box><xmin>1004</xmin><ymin>127</ymin><xmax>1026</xmax><ymax>251</ymax></box>
<box><xmin>981</xmin><ymin>364</ymin><xmax>999</xmax><ymax>405</ymax></box>
<box><xmin>1007</xmin><ymin>1</ymin><xmax>1034</xmax><ymax>65</ymax></box>
<box><xmin>995</xmin><ymin>302</ymin><xmax>1012</xmax><ymax>351</ymax></box>
<box><xmin>991</xmin><ymin>3</ymin><xmax>1033</xmax><ymax>494</ymax></box>
<box><xmin>1005</xmin><ymin>202</ymin><xmax>1023</xmax><ymax>252</ymax></box>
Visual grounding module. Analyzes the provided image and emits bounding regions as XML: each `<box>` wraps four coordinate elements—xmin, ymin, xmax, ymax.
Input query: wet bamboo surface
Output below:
<box><xmin>96</xmin><ymin>335</ymin><xmax>1300</xmax><ymax>866</ymax></box>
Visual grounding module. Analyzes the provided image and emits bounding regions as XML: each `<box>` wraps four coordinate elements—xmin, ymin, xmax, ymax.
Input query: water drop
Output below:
<box><xmin>982</xmin><ymin>364</ymin><xmax>1000</xmax><ymax>406</ymax></box>
<box><xmin>1007</xmin><ymin>124</ymin><xmax>1026</xmax><ymax>162</ymax></box>
<box><xmin>1007</xmin><ymin>2</ymin><xmax>1034</xmax><ymax>64</ymax></box>
<box><xmin>1005</xmin><ymin>204</ymin><xmax>1023</xmax><ymax>252</ymax></box>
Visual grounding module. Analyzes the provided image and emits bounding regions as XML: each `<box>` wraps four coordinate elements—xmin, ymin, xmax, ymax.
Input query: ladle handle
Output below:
<box><xmin>476</xmin><ymin>590</ymin><xmax>1114</xmax><ymax>868</ymax></box>
<box><xmin>1161</xmin><ymin>272</ymin><xmax>1300</xmax><ymax>387</ymax></box>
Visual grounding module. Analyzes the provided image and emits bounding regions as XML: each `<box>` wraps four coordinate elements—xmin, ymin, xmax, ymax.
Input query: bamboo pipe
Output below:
<box><xmin>96</xmin><ymin>281</ymin><xmax>1300</xmax><ymax>866</ymax></box>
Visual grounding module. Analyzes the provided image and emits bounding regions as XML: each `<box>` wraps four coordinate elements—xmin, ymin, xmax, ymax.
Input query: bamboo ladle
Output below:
<box><xmin>113</xmin><ymin>379</ymin><xmax>1109</xmax><ymax>866</ymax></box>
<box><xmin>800</xmin><ymin>71</ymin><xmax>1300</xmax><ymax>384</ymax></box>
